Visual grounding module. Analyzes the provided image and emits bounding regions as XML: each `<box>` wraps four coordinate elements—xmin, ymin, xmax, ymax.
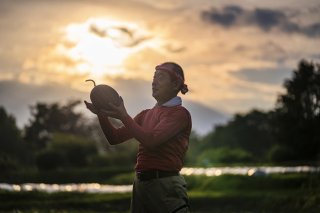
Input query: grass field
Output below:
<box><xmin>1</xmin><ymin>173</ymin><xmax>320</xmax><ymax>213</ymax></box>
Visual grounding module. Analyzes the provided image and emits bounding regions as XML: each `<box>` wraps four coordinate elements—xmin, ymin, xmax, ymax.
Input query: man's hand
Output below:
<box><xmin>84</xmin><ymin>100</ymin><xmax>99</xmax><ymax>114</ymax></box>
<box><xmin>100</xmin><ymin>97</ymin><xmax>129</xmax><ymax>121</ymax></box>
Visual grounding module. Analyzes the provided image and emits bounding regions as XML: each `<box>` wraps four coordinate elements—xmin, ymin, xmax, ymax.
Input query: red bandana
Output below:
<box><xmin>155</xmin><ymin>64</ymin><xmax>189</xmax><ymax>94</ymax></box>
<box><xmin>155</xmin><ymin>64</ymin><xmax>184</xmax><ymax>82</ymax></box>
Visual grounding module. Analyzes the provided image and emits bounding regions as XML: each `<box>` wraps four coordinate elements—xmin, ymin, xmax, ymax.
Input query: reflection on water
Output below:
<box><xmin>181</xmin><ymin>165</ymin><xmax>320</xmax><ymax>176</ymax></box>
<box><xmin>1</xmin><ymin>166</ymin><xmax>319</xmax><ymax>193</ymax></box>
<box><xmin>0</xmin><ymin>183</ymin><xmax>132</xmax><ymax>193</ymax></box>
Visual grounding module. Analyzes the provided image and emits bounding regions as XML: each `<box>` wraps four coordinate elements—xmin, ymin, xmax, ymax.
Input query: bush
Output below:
<box><xmin>0</xmin><ymin>153</ymin><xmax>18</xmax><ymax>172</ymax></box>
<box><xmin>90</xmin><ymin>152</ymin><xmax>136</xmax><ymax>168</ymax></box>
<box><xmin>197</xmin><ymin>147</ymin><xmax>254</xmax><ymax>166</ymax></box>
<box><xmin>35</xmin><ymin>132</ymin><xmax>98</xmax><ymax>170</ymax></box>
<box><xmin>36</xmin><ymin>150</ymin><xmax>64</xmax><ymax>171</ymax></box>
<box><xmin>267</xmin><ymin>145</ymin><xmax>295</xmax><ymax>163</ymax></box>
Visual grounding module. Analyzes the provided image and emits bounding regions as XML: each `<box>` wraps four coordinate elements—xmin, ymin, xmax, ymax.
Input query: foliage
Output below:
<box><xmin>273</xmin><ymin>60</ymin><xmax>320</xmax><ymax>162</ymax></box>
<box><xmin>36</xmin><ymin>132</ymin><xmax>98</xmax><ymax>170</ymax></box>
<box><xmin>0</xmin><ymin>167</ymin><xmax>133</xmax><ymax>184</ymax></box>
<box><xmin>90</xmin><ymin>147</ymin><xmax>136</xmax><ymax>168</ymax></box>
<box><xmin>184</xmin><ymin>131</ymin><xmax>202</xmax><ymax>166</ymax></box>
<box><xmin>201</xmin><ymin>109</ymin><xmax>274</xmax><ymax>162</ymax></box>
<box><xmin>197</xmin><ymin>147</ymin><xmax>254</xmax><ymax>166</ymax></box>
<box><xmin>0</xmin><ymin>106</ymin><xmax>27</xmax><ymax>171</ymax></box>
<box><xmin>267</xmin><ymin>144</ymin><xmax>295</xmax><ymax>162</ymax></box>
<box><xmin>24</xmin><ymin>100</ymin><xmax>90</xmax><ymax>150</ymax></box>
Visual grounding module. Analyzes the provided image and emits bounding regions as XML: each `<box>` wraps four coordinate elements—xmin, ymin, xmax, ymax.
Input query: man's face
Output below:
<box><xmin>152</xmin><ymin>70</ymin><xmax>178</xmax><ymax>103</ymax></box>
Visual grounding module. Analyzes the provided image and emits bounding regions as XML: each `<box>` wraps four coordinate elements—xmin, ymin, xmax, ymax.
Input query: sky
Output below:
<box><xmin>0</xmin><ymin>0</ymin><xmax>319</xmax><ymax>135</ymax></box>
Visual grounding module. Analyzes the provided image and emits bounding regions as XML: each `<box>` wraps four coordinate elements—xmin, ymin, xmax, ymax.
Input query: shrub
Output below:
<box><xmin>36</xmin><ymin>150</ymin><xmax>64</xmax><ymax>171</ymax></box>
<box><xmin>197</xmin><ymin>147</ymin><xmax>254</xmax><ymax>166</ymax></box>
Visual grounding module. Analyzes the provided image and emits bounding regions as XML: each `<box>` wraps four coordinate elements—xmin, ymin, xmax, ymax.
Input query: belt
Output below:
<box><xmin>136</xmin><ymin>170</ymin><xmax>179</xmax><ymax>181</ymax></box>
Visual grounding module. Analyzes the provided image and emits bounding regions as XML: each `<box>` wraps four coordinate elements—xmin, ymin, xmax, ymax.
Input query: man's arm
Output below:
<box><xmin>121</xmin><ymin>108</ymin><xmax>189</xmax><ymax>149</ymax></box>
<box><xmin>97</xmin><ymin>112</ymin><xmax>132</xmax><ymax>145</ymax></box>
<box><xmin>98</xmin><ymin>98</ymin><xmax>189</xmax><ymax>148</ymax></box>
<box><xmin>84</xmin><ymin>100</ymin><xmax>132</xmax><ymax>145</ymax></box>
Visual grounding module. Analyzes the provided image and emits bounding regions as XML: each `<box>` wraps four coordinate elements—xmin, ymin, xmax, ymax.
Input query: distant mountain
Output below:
<box><xmin>0</xmin><ymin>80</ymin><xmax>230</xmax><ymax>135</ymax></box>
<box><xmin>184</xmin><ymin>100</ymin><xmax>230</xmax><ymax>135</ymax></box>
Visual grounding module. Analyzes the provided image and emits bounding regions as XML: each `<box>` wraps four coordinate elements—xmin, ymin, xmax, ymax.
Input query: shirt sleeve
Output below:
<box><xmin>121</xmin><ymin>108</ymin><xmax>189</xmax><ymax>149</ymax></box>
<box><xmin>98</xmin><ymin>111</ymin><xmax>146</xmax><ymax>145</ymax></box>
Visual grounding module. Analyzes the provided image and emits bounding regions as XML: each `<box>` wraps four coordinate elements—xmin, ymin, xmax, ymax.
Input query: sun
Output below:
<box><xmin>61</xmin><ymin>18</ymin><xmax>140</xmax><ymax>77</ymax></box>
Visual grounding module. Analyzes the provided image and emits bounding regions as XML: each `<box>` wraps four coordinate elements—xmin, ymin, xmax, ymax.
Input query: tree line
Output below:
<box><xmin>0</xmin><ymin>60</ymin><xmax>319</xmax><ymax>172</ymax></box>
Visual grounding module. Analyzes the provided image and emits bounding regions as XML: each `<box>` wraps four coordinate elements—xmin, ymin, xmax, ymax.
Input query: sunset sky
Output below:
<box><xmin>0</xmin><ymin>0</ymin><xmax>319</xmax><ymax>134</ymax></box>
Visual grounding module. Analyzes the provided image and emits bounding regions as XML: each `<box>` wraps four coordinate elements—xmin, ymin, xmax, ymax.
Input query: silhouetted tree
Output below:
<box><xmin>24</xmin><ymin>100</ymin><xmax>89</xmax><ymax>149</ymax></box>
<box><xmin>273</xmin><ymin>60</ymin><xmax>320</xmax><ymax>162</ymax></box>
<box><xmin>0</xmin><ymin>106</ymin><xmax>25</xmax><ymax>170</ymax></box>
<box><xmin>202</xmin><ymin>109</ymin><xmax>274</xmax><ymax>162</ymax></box>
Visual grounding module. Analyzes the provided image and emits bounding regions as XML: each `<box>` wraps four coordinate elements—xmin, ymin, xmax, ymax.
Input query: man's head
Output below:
<box><xmin>152</xmin><ymin>62</ymin><xmax>188</xmax><ymax>104</ymax></box>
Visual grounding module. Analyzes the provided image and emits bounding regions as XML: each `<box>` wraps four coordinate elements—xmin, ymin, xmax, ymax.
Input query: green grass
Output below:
<box><xmin>0</xmin><ymin>191</ymin><xmax>131</xmax><ymax>213</ymax></box>
<box><xmin>0</xmin><ymin>167</ymin><xmax>133</xmax><ymax>184</ymax></box>
<box><xmin>186</xmin><ymin>173</ymin><xmax>320</xmax><ymax>213</ymax></box>
<box><xmin>1</xmin><ymin>173</ymin><xmax>319</xmax><ymax>213</ymax></box>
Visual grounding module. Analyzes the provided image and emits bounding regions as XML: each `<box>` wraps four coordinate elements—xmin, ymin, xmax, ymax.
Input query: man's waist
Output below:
<box><xmin>135</xmin><ymin>154</ymin><xmax>184</xmax><ymax>172</ymax></box>
<box><xmin>136</xmin><ymin>170</ymin><xmax>179</xmax><ymax>181</ymax></box>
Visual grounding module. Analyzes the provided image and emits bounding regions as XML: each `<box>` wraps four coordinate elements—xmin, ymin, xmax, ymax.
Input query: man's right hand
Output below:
<box><xmin>84</xmin><ymin>100</ymin><xmax>99</xmax><ymax>114</ymax></box>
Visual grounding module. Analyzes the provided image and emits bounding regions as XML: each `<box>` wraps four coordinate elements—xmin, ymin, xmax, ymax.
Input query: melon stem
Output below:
<box><xmin>85</xmin><ymin>79</ymin><xmax>96</xmax><ymax>87</ymax></box>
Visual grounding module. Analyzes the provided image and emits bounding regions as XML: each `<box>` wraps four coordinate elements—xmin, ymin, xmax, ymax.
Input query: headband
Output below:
<box><xmin>156</xmin><ymin>65</ymin><xmax>183</xmax><ymax>81</ymax></box>
<box><xmin>155</xmin><ymin>64</ymin><xmax>189</xmax><ymax>94</ymax></box>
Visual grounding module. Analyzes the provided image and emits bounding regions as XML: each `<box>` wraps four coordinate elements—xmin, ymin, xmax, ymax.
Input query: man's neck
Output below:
<box><xmin>157</xmin><ymin>96</ymin><xmax>182</xmax><ymax>107</ymax></box>
<box><xmin>157</xmin><ymin>96</ymin><xmax>174</xmax><ymax>106</ymax></box>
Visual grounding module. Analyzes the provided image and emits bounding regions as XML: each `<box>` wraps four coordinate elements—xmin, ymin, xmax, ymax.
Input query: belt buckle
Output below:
<box><xmin>136</xmin><ymin>171</ymin><xmax>143</xmax><ymax>180</ymax></box>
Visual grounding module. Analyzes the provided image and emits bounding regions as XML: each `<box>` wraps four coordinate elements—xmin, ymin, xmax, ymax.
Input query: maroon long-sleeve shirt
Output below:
<box><xmin>99</xmin><ymin>105</ymin><xmax>192</xmax><ymax>172</ymax></box>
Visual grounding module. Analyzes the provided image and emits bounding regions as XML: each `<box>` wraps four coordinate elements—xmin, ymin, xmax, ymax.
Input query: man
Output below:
<box><xmin>85</xmin><ymin>62</ymin><xmax>192</xmax><ymax>213</ymax></box>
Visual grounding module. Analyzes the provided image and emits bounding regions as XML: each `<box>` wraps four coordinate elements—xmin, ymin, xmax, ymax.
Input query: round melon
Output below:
<box><xmin>89</xmin><ymin>84</ymin><xmax>121</xmax><ymax>111</ymax></box>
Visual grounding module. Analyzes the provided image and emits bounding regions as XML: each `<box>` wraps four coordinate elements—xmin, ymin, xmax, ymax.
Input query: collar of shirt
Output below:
<box><xmin>157</xmin><ymin>96</ymin><xmax>182</xmax><ymax>107</ymax></box>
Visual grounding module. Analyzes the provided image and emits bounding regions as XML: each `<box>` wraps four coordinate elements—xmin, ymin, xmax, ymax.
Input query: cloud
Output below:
<box><xmin>231</xmin><ymin>67</ymin><xmax>292</xmax><ymax>85</ymax></box>
<box><xmin>201</xmin><ymin>5</ymin><xmax>320</xmax><ymax>37</ymax></box>
<box><xmin>89</xmin><ymin>23</ymin><xmax>152</xmax><ymax>47</ymax></box>
<box><xmin>202</xmin><ymin>5</ymin><xmax>244</xmax><ymax>27</ymax></box>
<box><xmin>251</xmin><ymin>8</ymin><xmax>286</xmax><ymax>31</ymax></box>
<box><xmin>1</xmin><ymin>0</ymin><xmax>319</xmax><ymax>124</ymax></box>
<box><xmin>130</xmin><ymin>0</ymin><xmax>187</xmax><ymax>10</ymax></box>
<box><xmin>163</xmin><ymin>43</ymin><xmax>186</xmax><ymax>53</ymax></box>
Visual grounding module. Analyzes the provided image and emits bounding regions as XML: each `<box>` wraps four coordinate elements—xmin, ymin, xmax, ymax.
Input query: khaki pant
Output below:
<box><xmin>130</xmin><ymin>175</ymin><xmax>190</xmax><ymax>213</ymax></box>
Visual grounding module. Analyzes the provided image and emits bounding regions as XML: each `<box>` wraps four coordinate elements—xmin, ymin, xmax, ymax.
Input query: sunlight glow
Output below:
<box><xmin>61</xmin><ymin>18</ymin><xmax>144</xmax><ymax>77</ymax></box>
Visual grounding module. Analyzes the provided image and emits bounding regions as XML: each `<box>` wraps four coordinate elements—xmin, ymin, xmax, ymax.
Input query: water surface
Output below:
<box><xmin>1</xmin><ymin>166</ymin><xmax>319</xmax><ymax>193</ymax></box>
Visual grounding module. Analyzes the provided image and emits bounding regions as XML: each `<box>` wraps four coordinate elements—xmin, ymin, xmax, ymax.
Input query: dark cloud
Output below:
<box><xmin>202</xmin><ymin>5</ymin><xmax>243</xmax><ymax>27</ymax></box>
<box><xmin>231</xmin><ymin>67</ymin><xmax>292</xmax><ymax>85</ymax></box>
<box><xmin>89</xmin><ymin>24</ymin><xmax>151</xmax><ymax>47</ymax></box>
<box><xmin>89</xmin><ymin>25</ymin><xmax>107</xmax><ymax>37</ymax></box>
<box><xmin>201</xmin><ymin>5</ymin><xmax>320</xmax><ymax>37</ymax></box>
<box><xmin>303</xmin><ymin>23</ymin><xmax>320</xmax><ymax>37</ymax></box>
<box><xmin>252</xmin><ymin>9</ymin><xmax>285</xmax><ymax>31</ymax></box>
<box><xmin>89</xmin><ymin>22</ymin><xmax>185</xmax><ymax>53</ymax></box>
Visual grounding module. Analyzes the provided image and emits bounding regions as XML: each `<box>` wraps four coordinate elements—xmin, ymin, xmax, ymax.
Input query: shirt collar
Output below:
<box><xmin>157</xmin><ymin>96</ymin><xmax>182</xmax><ymax>107</ymax></box>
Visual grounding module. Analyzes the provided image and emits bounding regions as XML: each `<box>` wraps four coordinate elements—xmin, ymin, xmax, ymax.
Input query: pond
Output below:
<box><xmin>1</xmin><ymin>166</ymin><xmax>319</xmax><ymax>193</ymax></box>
